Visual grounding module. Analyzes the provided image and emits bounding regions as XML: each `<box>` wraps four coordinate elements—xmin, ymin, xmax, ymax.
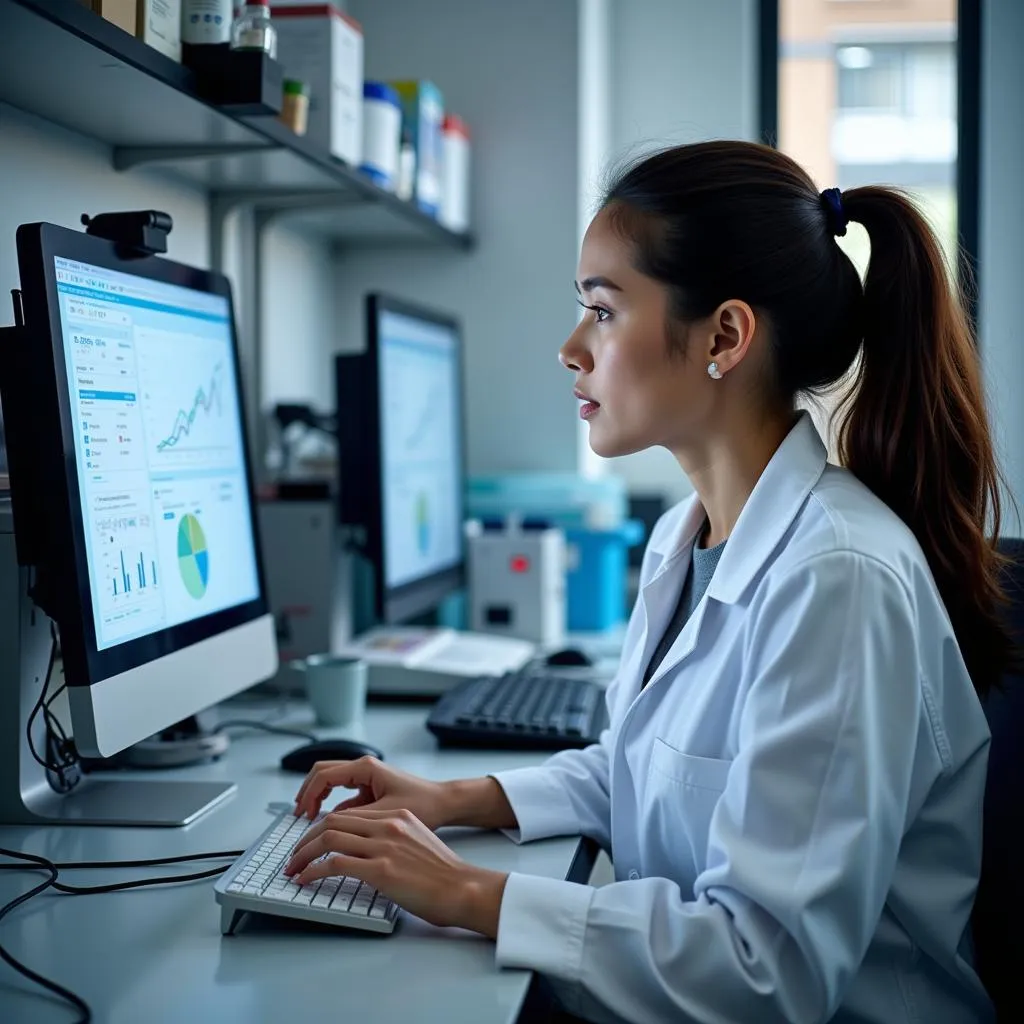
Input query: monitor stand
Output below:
<box><xmin>0</xmin><ymin>515</ymin><xmax>236</xmax><ymax>827</ymax></box>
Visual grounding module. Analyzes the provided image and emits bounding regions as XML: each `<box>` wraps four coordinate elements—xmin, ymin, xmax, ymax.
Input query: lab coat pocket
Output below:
<box><xmin>645</xmin><ymin>738</ymin><xmax>732</xmax><ymax>886</ymax></box>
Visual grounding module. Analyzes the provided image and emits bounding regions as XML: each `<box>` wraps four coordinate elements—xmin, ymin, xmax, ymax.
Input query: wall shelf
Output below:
<box><xmin>0</xmin><ymin>0</ymin><xmax>473</xmax><ymax>250</ymax></box>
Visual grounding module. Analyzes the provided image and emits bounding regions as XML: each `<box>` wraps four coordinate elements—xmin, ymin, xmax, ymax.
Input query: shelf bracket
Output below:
<box><xmin>113</xmin><ymin>142</ymin><xmax>276</xmax><ymax>171</ymax></box>
<box><xmin>214</xmin><ymin>190</ymin><xmax>371</xmax><ymax>214</ymax></box>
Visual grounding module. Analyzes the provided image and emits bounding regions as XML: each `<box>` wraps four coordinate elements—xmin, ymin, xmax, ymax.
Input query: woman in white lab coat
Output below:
<box><xmin>285</xmin><ymin>141</ymin><xmax>1012</xmax><ymax>1024</ymax></box>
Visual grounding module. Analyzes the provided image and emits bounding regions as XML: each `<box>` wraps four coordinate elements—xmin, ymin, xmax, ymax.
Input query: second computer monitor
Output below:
<box><xmin>336</xmin><ymin>294</ymin><xmax>465</xmax><ymax>624</ymax></box>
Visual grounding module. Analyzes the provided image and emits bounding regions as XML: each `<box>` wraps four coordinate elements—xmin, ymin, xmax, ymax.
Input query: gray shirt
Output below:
<box><xmin>642</xmin><ymin>532</ymin><xmax>726</xmax><ymax>687</ymax></box>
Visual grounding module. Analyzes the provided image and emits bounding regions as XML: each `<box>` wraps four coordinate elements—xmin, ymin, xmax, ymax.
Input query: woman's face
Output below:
<box><xmin>560</xmin><ymin>206</ymin><xmax>715</xmax><ymax>459</ymax></box>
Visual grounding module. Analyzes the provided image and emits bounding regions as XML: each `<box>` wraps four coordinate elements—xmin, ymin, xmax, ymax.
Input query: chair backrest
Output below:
<box><xmin>972</xmin><ymin>537</ymin><xmax>1024</xmax><ymax>1022</ymax></box>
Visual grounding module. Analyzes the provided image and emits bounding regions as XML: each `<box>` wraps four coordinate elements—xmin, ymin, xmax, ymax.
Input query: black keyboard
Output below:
<box><xmin>426</xmin><ymin>668</ymin><xmax>608</xmax><ymax>750</ymax></box>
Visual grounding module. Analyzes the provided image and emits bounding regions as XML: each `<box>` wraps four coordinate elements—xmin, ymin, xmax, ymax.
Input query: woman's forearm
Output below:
<box><xmin>442</xmin><ymin>776</ymin><xmax>519</xmax><ymax>830</ymax></box>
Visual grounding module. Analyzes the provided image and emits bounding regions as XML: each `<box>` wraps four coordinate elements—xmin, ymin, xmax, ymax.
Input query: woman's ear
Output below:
<box><xmin>707</xmin><ymin>299</ymin><xmax>758</xmax><ymax>375</ymax></box>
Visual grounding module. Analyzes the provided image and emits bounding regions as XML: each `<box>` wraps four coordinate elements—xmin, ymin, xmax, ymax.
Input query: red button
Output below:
<box><xmin>509</xmin><ymin>555</ymin><xmax>530</xmax><ymax>573</ymax></box>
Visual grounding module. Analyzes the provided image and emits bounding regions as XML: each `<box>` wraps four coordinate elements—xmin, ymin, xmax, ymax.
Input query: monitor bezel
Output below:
<box><xmin>337</xmin><ymin>293</ymin><xmax>467</xmax><ymax>624</ymax></box>
<box><xmin>14</xmin><ymin>222</ymin><xmax>270</xmax><ymax>688</ymax></box>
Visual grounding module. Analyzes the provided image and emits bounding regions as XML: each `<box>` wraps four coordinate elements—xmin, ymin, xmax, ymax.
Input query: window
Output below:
<box><xmin>778</xmin><ymin>0</ymin><xmax>958</xmax><ymax>274</ymax></box>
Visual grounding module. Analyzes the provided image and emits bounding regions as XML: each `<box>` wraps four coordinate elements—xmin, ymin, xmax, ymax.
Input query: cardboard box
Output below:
<box><xmin>136</xmin><ymin>0</ymin><xmax>181</xmax><ymax>62</ymax></box>
<box><xmin>76</xmin><ymin>0</ymin><xmax>137</xmax><ymax>35</ymax></box>
<box><xmin>390</xmin><ymin>81</ymin><xmax>444</xmax><ymax>216</ymax></box>
<box><xmin>272</xmin><ymin>5</ymin><xmax>363</xmax><ymax>166</ymax></box>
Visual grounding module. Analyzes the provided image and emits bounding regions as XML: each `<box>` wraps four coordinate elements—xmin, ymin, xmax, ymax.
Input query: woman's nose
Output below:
<box><xmin>559</xmin><ymin>348</ymin><xmax>581</xmax><ymax>371</ymax></box>
<box><xmin>559</xmin><ymin>323</ymin><xmax>591</xmax><ymax>372</ymax></box>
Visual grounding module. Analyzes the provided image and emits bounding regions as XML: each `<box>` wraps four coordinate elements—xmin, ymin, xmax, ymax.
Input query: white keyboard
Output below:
<box><xmin>215</xmin><ymin>811</ymin><xmax>400</xmax><ymax>936</ymax></box>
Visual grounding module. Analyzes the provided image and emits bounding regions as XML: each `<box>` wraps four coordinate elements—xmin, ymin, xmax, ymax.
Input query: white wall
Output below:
<box><xmin>980</xmin><ymin>0</ymin><xmax>1024</xmax><ymax>523</ymax></box>
<box><xmin>0</xmin><ymin>102</ymin><xmax>209</xmax><ymax>295</ymax></box>
<box><xmin>260</xmin><ymin>223</ymin><xmax>337</xmax><ymax>413</ymax></box>
<box><xmin>593</xmin><ymin>0</ymin><xmax>759</xmax><ymax>505</ymax></box>
<box><xmin>334</xmin><ymin>0</ymin><xmax>581</xmax><ymax>477</ymax></box>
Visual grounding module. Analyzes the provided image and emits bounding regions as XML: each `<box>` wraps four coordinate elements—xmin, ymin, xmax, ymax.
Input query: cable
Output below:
<box><xmin>212</xmin><ymin>719</ymin><xmax>317</xmax><ymax>743</ymax></box>
<box><xmin>0</xmin><ymin>849</ymin><xmax>90</xmax><ymax>1023</ymax></box>
<box><xmin>0</xmin><ymin>847</ymin><xmax>242</xmax><ymax>1023</ymax></box>
<box><xmin>24</xmin><ymin>623</ymin><xmax>61</xmax><ymax>775</ymax></box>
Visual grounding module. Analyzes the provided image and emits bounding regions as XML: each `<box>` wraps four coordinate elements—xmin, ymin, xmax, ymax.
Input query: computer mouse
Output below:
<box><xmin>279</xmin><ymin>738</ymin><xmax>385</xmax><ymax>774</ymax></box>
<box><xmin>545</xmin><ymin>647</ymin><xmax>594</xmax><ymax>668</ymax></box>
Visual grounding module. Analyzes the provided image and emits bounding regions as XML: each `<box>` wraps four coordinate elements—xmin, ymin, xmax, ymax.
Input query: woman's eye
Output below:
<box><xmin>577</xmin><ymin>300</ymin><xmax>611</xmax><ymax>323</ymax></box>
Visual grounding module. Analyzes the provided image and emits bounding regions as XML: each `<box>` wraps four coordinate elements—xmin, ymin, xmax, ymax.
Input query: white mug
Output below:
<box><xmin>290</xmin><ymin>655</ymin><xmax>368</xmax><ymax>728</ymax></box>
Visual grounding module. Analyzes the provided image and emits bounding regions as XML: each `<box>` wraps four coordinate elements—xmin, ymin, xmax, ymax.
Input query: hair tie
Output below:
<box><xmin>819</xmin><ymin>187</ymin><xmax>848</xmax><ymax>237</ymax></box>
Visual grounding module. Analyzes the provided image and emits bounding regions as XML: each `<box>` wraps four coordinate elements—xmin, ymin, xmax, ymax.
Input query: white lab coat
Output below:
<box><xmin>491</xmin><ymin>413</ymin><xmax>994</xmax><ymax>1024</ymax></box>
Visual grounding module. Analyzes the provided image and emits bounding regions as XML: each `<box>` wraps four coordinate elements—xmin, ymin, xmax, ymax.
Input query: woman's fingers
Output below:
<box><xmin>294</xmin><ymin>852</ymin><xmax>366</xmax><ymax>888</ymax></box>
<box><xmin>285</xmin><ymin>813</ymin><xmax>380</xmax><ymax>874</ymax></box>
<box><xmin>293</xmin><ymin>757</ymin><xmax>380</xmax><ymax>818</ymax></box>
<box><xmin>285</xmin><ymin>825</ymin><xmax>375</xmax><ymax>880</ymax></box>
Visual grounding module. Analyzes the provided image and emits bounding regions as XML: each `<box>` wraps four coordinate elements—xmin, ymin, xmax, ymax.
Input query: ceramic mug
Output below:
<box><xmin>290</xmin><ymin>654</ymin><xmax>368</xmax><ymax>728</ymax></box>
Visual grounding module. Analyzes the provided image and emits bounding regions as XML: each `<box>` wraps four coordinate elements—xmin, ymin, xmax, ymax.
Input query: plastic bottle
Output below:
<box><xmin>440</xmin><ymin>115</ymin><xmax>471</xmax><ymax>233</ymax></box>
<box><xmin>231</xmin><ymin>0</ymin><xmax>277</xmax><ymax>59</ymax></box>
<box><xmin>360</xmin><ymin>82</ymin><xmax>402</xmax><ymax>191</ymax></box>
<box><xmin>396</xmin><ymin>128</ymin><xmax>416</xmax><ymax>202</ymax></box>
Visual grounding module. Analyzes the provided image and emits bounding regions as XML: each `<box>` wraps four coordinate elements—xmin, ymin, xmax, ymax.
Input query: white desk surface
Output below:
<box><xmin>0</xmin><ymin>699</ymin><xmax>592</xmax><ymax>1024</ymax></box>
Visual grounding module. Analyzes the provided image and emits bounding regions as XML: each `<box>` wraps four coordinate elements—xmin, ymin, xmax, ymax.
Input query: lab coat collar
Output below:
<box><xmin>648</xmin><ymin>412</ymin><xmax>827</xmax><ymax>606</ymax></box>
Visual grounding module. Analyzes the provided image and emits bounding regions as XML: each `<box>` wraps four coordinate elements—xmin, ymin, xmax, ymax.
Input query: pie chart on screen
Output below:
<box><xmin>177</xmin><ymin>513</ymin><xmax>209</xmax><ymax>599</ymax></box>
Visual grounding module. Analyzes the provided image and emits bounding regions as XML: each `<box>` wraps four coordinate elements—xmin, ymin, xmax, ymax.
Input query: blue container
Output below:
<box><xmin>566</xmin><ymin>521</ymin><xmax>645</xmax><ymax>631</ymax></box>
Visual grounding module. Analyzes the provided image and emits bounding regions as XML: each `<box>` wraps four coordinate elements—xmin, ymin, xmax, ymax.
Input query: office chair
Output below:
<box><xmin>972</xmin><ymin>537</ymin><xmax>1024</xmax><ymax>1022</ymax></box>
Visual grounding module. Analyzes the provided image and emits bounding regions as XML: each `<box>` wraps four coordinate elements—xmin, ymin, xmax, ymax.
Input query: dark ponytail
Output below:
<box><xmin>604</xmin><ymin>141</ymin><xmax>1011</xmax><ymax>696</ymax></box>
<box><xmin>836</xmin><ymin>187</ymin><xmax>1010</xmax><ymax>696</ymax></box>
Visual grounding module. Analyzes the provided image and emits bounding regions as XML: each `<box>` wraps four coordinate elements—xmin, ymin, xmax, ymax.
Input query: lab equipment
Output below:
<box><xmin>0</xmin><ymin>219</ymin><xmax>276</xmax><ymax>826</ymax></box>
<box><xmin>468</xmin><ymin>520</ymin><xmax>566</xmax><ymax>647</ymax></box>
<box><xmin>467</xmin><ymin>474</ymin><xmax>645</xmax><ymax>631</ymax></box>
<box><xmin>273</xmin><ymin>3</ymin><xmax>363</xmax><ymax>166</ymax></box>
<box><xmin>360</xmin><ymin>81</ymin><xmax>402</xmax><ymax>191</ymax></box>
<box><xmin>440</xmin><ymin>114</ymin><xmax>471</xmax><ymax>233</ymax></box>
<box><xmin>389</xmin><ymin>80</ymin><xmax>444</xmax><ymax>216</ymax></box>
<box><xmin>216</xmin><ymin>810</ymin><xmax>399</xmax><ymax>935</ymax></box>
<box><xmin>279</xmin><ymin>78</ymin><xmax>309</xmax><ymax>135</ymax></box>
<box><xmin>137</xmin><ymin>0</ymin><xmax>181</xmax><ymax>61</ymax></box>
<box><xmin>182</xmin><ymin>0</ymin><xmax>232</xmax><ymax>46</ymax></box>
<box><xmin>231</xmin><ymin>0</ymin><xmax>276</xmax><ymax>57</ymax></box>
<box><xmin>279</xmin><ymin>737</ymin><xmax>384</xmax><ymax>774</ymax></box>
<box><xmin>426</xmin><ymin>666</ymin><xmax>608</xmax><ymax>750</ymax></box>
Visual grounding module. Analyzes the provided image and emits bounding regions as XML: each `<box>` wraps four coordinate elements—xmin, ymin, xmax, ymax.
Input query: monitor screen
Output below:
<box><xmin>377</xmin><ymin>307</ymin><xmax>463</xmax><ymax>592</ymax></box>
<box><xmin>54</xmin><ymin>256</ymin><xmax>260</xmax><ymax>651</ymax></box>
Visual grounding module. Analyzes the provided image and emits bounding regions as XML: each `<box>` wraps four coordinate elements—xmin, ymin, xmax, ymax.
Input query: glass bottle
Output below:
<box><xmin>231</xmin><ymin>0</ymin><xmax>277</xmax><ymax>59</ymax></box>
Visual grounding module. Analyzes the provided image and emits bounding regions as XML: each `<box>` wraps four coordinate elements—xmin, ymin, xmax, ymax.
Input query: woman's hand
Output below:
<box><xmin>283</xmin><ymin>807</ymin><xmax>508</xmax><ymax>937</ymax></box>
<box><xmin>292</xmin><ymin>756</ymin><xmax>454</xmax><ymax>831</ymax></box>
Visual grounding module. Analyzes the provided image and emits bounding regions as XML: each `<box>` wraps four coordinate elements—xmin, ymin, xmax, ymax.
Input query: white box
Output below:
<box><xmin>136</xmin><ymin>0</ymin><xmax>181</xmax><ymax>62</ymax></box>
<box><xmin>272</xmin><ymin>5</ymin><xmax>363</xmax><ymax>166</ymax></box>
<box><xmin>469</xmin><ymin>527</ymin><xmax>567</xmax><ymax>648</ymax></box>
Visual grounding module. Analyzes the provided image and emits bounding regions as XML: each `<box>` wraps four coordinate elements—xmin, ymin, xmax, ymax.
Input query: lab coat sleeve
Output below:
<box><xmin>488</xmin><ymin>726</ymin><xmax>615</xmax><ymax>847</ymax></box>
<box><xmin>495</xmin><ymin>552</ymin><xmax>927</xmax><ymax>1024</ymax></box>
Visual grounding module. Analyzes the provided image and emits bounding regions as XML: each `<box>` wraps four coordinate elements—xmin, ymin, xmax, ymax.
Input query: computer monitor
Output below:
<box><xmin>335</xmin><ymin>294</ymin><xmax>465</xmax><ymax>624</ymax></box>
<box><xmin>0</xmin><ymin>222</ymin><xmax>277</xmax><ymax>825</ymax></box>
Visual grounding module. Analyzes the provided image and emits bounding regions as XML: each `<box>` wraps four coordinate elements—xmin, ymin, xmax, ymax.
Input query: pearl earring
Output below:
<box><xmin>707</xmin><ymin>361</ymin><xmax>723</xmax><ymax>380</ymax></box>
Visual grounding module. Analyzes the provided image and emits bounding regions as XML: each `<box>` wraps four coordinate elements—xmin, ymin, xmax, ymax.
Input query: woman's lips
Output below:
<box><xmin>574</xmin><ymin>388</ymin><xmax>600</xmax><ymax>419</ymax></box>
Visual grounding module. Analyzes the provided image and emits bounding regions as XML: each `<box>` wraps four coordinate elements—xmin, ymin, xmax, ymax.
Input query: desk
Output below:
<box><xmin>0</xmin><ymin>700</ymin><xmax>593</xmax><ymax>1024</ymax></box>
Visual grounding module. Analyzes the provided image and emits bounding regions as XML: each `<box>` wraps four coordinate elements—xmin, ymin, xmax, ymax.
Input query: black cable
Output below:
<box><xmin>0</xmin><ymin>848</ymin><xmax>243</xmax><ymax>1022</ymax></box>
<box><xmin>0</xmin><ymin>849</ymin><xmax>91</xmax><ymax>1024</ymax></box>
<box><xmin>212</xmin><ymin>719</ymin><xmax>317</xmax><ymax>743</ymax></box>
<box><xmin>24</xmin><ymin>624</ymin><xmax>62</xmax><ymax>775</ymax></box>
